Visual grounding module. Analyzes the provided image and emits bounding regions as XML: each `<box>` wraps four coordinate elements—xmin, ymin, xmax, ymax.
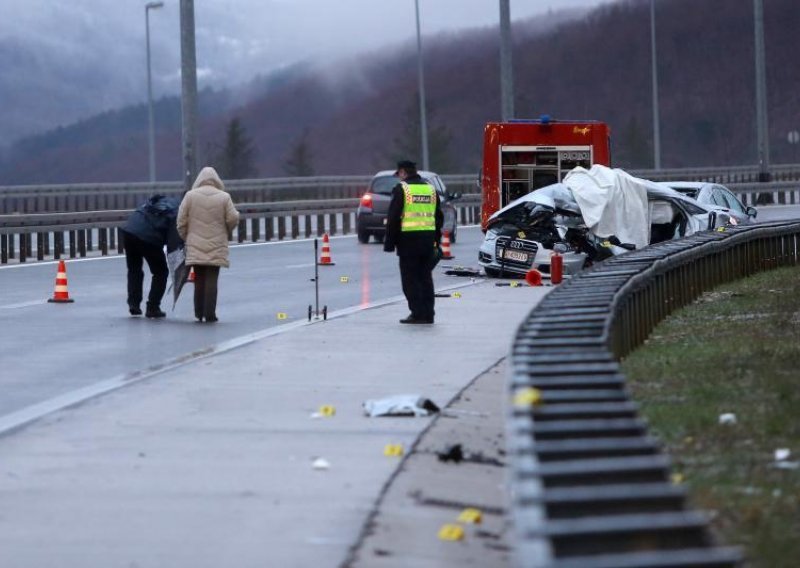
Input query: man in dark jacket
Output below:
<box><xmin>383</xmin><ymin>160</ymin><xmax>444</xmax><ymax>324</ymax></box>
<box><xmin>120</xmin><ymin>194</ymin><xmax>180</xmax><ymax>318</ymax></box>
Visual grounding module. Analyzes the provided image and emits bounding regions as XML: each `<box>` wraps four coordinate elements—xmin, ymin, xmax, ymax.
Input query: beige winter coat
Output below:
<box><xmin>177</xmin><ymin>167</ymin><xmax>240</xmax><ymax>267</ymax></box>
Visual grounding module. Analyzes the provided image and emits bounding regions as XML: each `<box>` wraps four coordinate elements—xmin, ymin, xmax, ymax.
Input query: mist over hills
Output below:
<box><xmin>2</xmin><ymin>0</ymin><xmax>799</xmax><ymax>184</ymax></box>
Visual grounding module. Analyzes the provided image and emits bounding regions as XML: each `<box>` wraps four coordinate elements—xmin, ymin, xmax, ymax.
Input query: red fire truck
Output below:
<box><xmin>480</xmin><ymin>117</ymin><xmax>611</xmax><ymax>229</ymax></box>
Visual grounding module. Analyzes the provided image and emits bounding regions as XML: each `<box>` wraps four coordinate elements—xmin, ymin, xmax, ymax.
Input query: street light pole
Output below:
<box><xmin>499</xmin><ymin>0</ymin><xmax>514</xmax><ymax>121</ymax></box>
<box><xmin>650</xmin><ymin>0</ymin><xmax>661</xmax><ymax>170</ymax></box>
<box><xmin>414</xmin><ymin>0</ymin><xmax>430</xmax><ymax>171</ymax></box>
<box><xmin>145</xmin><ymin>1</ymin><xmax>163</xmax><ymax>183</ymax></box>
<box><xmin>753</xmin><ymin>0</ymin><xmax>770</xmax><ymax>181</ymax></box>
<box><xmin>180</xmin><ymin>0</ymin><xmax>199</xmax><ymax>192</ymax></box>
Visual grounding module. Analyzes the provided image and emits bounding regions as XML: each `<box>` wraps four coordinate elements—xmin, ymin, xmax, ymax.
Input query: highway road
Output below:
<box><xmin>0</xmin><ymin>228</ymin><xmax>486</xmax><ymax>419</ymax></box>
<box><xmin>2</xmin><ymin>204</ymin><xmax>797</xmax><ymax>422</ymax></box>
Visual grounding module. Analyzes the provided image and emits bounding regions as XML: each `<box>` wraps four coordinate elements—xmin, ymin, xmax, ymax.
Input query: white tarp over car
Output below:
<box><xmin>563</xmin><ymin>165</ymin><xmax>652</xmax><ymax>251</ymax></box>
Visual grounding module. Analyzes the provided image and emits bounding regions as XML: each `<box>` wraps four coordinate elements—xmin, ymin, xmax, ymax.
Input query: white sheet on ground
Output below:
<box><xmin>563</xmin><ymin>165</ymin><xmax>652</xmax><ymax>251</ymax></box>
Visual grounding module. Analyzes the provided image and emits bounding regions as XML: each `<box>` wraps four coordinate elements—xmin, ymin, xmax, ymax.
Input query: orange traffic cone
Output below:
<box><xmin>319</xmin><ymin>233</ymin><xmax>335</xmax><ymax>266</ymax></box>
<box><xmin>188</xmin><ymin>266</ymin><xmax>195</xmax><ymax>282</ymax></box>
<box><xmin>48</xmin><ymin>260</ymin><xmax>74</xmax><ymax>303</ymax></box>
<box><xmin>441</xmin><ymin>230</ymin><xmax>454</xmax><ymax>259</ymax></box>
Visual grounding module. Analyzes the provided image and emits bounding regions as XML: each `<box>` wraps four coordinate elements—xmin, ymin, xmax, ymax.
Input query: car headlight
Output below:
<box><xmin>484</xmin><ymin>228</ymin><xmax>499</xmax><ymax>243</ymax></box>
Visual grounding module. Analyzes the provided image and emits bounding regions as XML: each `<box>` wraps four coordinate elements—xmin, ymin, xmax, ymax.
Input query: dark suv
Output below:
<box><xmin>355</xmin><ymin>169</ymin><xmax>460</xmax><ymax>244</ymax></box>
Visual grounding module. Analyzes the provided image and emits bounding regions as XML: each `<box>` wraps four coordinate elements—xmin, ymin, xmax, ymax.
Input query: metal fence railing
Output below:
<box><xmin>508</xmin><ymin>220</ymin><xmax>800</xmax><ymax>567</ymax></box>
<box><xmin>0</xmin><ymin>194</ymin><xmax>482</xmax><ymax>264</ymax></box>
<box><xmin>0</xmin><ymin>175</ymin><xmax>479</xmax><ymax>214</ymax></box>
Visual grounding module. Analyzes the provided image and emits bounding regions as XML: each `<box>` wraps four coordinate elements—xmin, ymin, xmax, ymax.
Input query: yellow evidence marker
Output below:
<box><xmin>438</xmin><ymin>524</ymin><xmax>465</xmax><ymax>541</ymax></box>
<box><xmin>319</xmin><ymin>405</ymin><xmax>336</xmax><ymax>417</ymax></box>
<box><xmin>277</xmin><ymin>312</ymin><xmax>288</xmax><ymax>320</ymax></box>
<box><xmin>457</xmin><ymin>508</ymin><xmax>483</xmax><ymax>524</ymax></box>
<box><xmin>383</xmin><ymin>444</ymin><xmax>404</xmax><ymax>457</ymax></box>
<box><xmin>452</xmin><ymin>292</ymin><xmax>462</xmax><ymax>298</ymax></box>
<box><xmin>513</xmin><ymin>387</ymin><xmax>543</xmax><ymax>408</ymax></box>
<box><xmin>340</xmin><ymin>276</ymin><xmax>350</xmax><ymax>283</ymax></box>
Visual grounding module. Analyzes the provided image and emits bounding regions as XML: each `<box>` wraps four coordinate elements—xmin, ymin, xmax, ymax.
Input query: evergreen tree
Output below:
<box><xmin>283</xmin><ymin>129</ymin><xmax>315</xmax><ymax>177</ymax></box>
<box><xmin>387</xmin><ymin>95</ymin><xmax>453</xmax><ymax>173</ymax></box>
<box><xmin>214</xmin><ymin>117</ymin><xmax>258</xmax><ymax>179</ymax></box>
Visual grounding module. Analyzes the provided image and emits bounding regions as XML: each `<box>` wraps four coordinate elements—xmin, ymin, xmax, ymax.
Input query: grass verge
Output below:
<box><xmin>621</xmin><ymin>265</ymin><xmax>800</xmax><ymax>568</ymax></box>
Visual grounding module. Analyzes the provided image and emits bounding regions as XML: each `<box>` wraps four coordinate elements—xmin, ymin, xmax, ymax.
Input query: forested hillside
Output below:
<box><xmin>2</xmin><ymin>0</ymin><xmax>798</xmax><ymax>184</ymax></box>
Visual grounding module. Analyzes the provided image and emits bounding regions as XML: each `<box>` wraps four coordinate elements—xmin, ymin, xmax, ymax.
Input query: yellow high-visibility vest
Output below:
<box><xmin>400</xmin><ymin>183</ymin><xmax>437</xmax><ymax>232</ymax></box>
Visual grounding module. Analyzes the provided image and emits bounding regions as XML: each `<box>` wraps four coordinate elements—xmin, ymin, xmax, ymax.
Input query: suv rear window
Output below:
<box><xmin>370</xmin><ymin>175</ymin><xmax>438</xmax><ymax>195</ymax></box>
<box><xmin>370</xmin><ymin>176</ymin><xmax>399</xmax><ymax>195</ymax></box>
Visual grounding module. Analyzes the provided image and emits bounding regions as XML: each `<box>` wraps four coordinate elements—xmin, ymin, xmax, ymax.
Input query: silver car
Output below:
<box><xmin>478</xmin><ymin>182</ymin><xmax>730</xmax><ymax>278</ymax></box>
<box><xmin>658</xmin><ymin>181</ymin><xmax>757</xmax><ymax>225</ymax></box>
<box><xmin>355</xmin><ymin>170</ymin><xmax>459</xmax><ymax>244</ymax></box>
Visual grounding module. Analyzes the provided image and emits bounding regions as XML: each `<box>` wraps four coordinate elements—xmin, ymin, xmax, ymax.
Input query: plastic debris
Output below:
<box><xmin>312</xmin><ymin>457</ymin><xmax>330</xmax><ymax>470</ymax></box>
<box><xmin>363</xmin><ymin>394</ymin><xmax>440</xmax><ymax>417</ymax></box>
<box><xmin>442</xmin><ymin>266</ymin><xmax>482</xmax><ymax>277</ymax></box>
<box><xmin>718</xmin><ymin>413</ymin><xmax>737</xmax><ymax>425</ymax></box>
<box><xmin>775</xmin><ymin>448</ymin><xmax>791</xmax><ymax>461</ymax></box>
<box><xmin>437</xmin><ymin>444</ymin><xmax>464</xmax><ymax>463</ymax></box>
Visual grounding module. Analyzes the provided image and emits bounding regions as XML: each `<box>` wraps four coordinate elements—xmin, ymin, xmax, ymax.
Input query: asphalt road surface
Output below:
<box><xmin>0</xmin><ymin>228</ymin><xmax>486</xmax><ymax>418</ymax></box>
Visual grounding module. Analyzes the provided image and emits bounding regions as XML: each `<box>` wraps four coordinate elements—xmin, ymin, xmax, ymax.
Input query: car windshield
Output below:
<box><xmin>670</xmin><ymin>186</ymin><xmax>699</xmax><ymax>199</ymax></box>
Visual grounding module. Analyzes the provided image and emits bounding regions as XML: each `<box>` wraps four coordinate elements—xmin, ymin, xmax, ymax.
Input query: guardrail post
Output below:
<box><xmin>1</xmin><ymin>234</ymin><xmax>7</xmax><ymax>264</ymax></box>
<box><xmin>251</xmin><ymin>218</ymin><xmax>260</xmax><ymax>242</ymax></box>
<box><xmin>43</xmin><ymin>232</ymin><xmax>50</xmax><ymax>257</ymax></box>
<box><xmin>304</xmin><ymin>216</ymin><xmax>312</xmax><ymax>239</ymax></box>
<box><xmin>266</xmin><ymin>216</ymin><xmax>274</xmax><ymax>241</ymax></box>
<box><xmin>87</xmin><ymin>229</ymin><xmax>93</xmax><ymax>253</ymax></box>
<box><xmin>19</xmin><ymin>233</ymin><xmax>27</xmax><ymax>263</ymax></box>
<box><xmin>36</xmin><ymin>233</ymin><xmax>44</xmax><ymax>261</ymax></box>
<box><xmin>343</xmin><ymin>212</ymin><xmax>351</xmax><ymax>235</ymax></box>
<box><xmin>278</xmin><ymin>216</ymin><xmax>286</xmax><ymax>240</ymax></box>
<box><xmin>329</xmin><ymin>213</ymin><xmax>338</xmax><ymax>236</ymax></box>
<box><xmin>99</xmin><ymin>228</ymin><xmax>108</xmax><ymax>256</ymax></box>
<box><xmin>316</xmin><ymin>214</ymin><xmax>324</xmax><ymax>237</ymax></box>
<box><xmin>54</xmin><ymin>232</ymin><xmax>63</xmax><ymax>260</ymax></box>
<box><xmin>237</xmin><ymin>219</ymin><xmax>246</xmax><ymax>243</ymax></box>
<box><xmin>78</xmin><ymin>230</ymin><xmax>86</xmax><ymax>258</ymax></box>
<box><xmin>116</xmin><ymin>228</ymin><xmax>124</xmax><ymax>254</ymax></box>
<box><xmin>69</xmin><ymin>230</ymin><xmax>76</xmax><ymax>258</ymax></box>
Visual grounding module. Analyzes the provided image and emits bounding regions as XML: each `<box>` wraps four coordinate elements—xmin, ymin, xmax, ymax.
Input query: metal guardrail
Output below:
<box><xmin>508</xmin><ymin>220</ymin><xmax>800</xmax><ymax>567</ymax></box>
<box><xmin>0</xmin><ymin>194</ymin><xmax>482</xmax><ymax>264</ymax></box>
<box><xmin>0</xmin><ymin>174</ymin><xmax>479</xmax><ymax>214</ymax></box>
<box><xmin>632</xmin><ymin>163</ymin><xmax>800</xmax><ymax>184</ymax></box>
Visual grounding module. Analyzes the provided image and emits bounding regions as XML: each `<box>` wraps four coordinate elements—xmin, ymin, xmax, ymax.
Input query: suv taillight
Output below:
<box><xmin>360</xmin><ymin>193</ymin><xmax>373</xmax><ymax>208</ymax></box>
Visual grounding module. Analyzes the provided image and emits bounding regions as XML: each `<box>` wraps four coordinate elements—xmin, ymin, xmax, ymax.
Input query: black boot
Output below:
<box><xmin>145</xmin><ymin>305</ymin><xmax>166</xmax><ymax>319</ymax></box>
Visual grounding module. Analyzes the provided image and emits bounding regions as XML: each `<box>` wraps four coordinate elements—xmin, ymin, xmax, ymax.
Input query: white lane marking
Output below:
<box><xmin>0</xmin><ymin>300</ymin><xmax>47</xmax><ymax>310</ymax></box>
<box><xmin>286</xmin><ymin>263</ymin><xmax>316</xmax><ymax>269</ymax></box>
<box><xmin>0</xmin><ymin>280</ymin><xmax>479</xmax><ymax>438</ymax></box>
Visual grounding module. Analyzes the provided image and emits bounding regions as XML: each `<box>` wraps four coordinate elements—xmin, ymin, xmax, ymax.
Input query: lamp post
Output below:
<box><xmin>145</xmin><ymin>1</ymin><xmax>164</xmax><ymax>183</ymax></box>
<box><xmin>753</xmin><ymin>0</ymin><xmax>770</xmax><ymax>181</ymax></box>
<box><xmin>650</xmin><ymin>0</ymin><xmax>661</xmax><ymax>170</ymax></box>
<box><xmin>180</xmin><ymin>0</ymin><xmax>199</xmax><ymax>191</ymax></box>
<box><xmin>499</xmin><ymin>0</ymin><xmax>514</xmax><ymax>121</ymax></box>
<box><xmin>414</xmin><ymin>0</ymin><xmax>430</xmax><ymax>171</ymax></box>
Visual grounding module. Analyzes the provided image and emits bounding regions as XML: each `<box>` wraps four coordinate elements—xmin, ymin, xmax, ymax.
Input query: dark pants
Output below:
<box><xmin>123</xmin><ymin>232</ymin><xmax>168</xmax><ymax>310</ymax></box>
<box><xmin>193</xmin><ymin>265</ymin><xmax>220</xmax><ymax>321</ymax></box>
<box><xmin>399</xmin><ymin>254</ymin><xmax>435</xmax><ymax>321</ymax></box>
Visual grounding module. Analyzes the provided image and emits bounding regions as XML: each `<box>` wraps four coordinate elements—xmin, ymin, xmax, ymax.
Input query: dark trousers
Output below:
<box><xmin>399</xmin><ymin>254</ymin><xmax>435</xmax><ymax>321</ymax></box>
<box><xmin>123</xmin><ymin>232</ymin><xmax>168</xmax><ymax>310</ymax></box>
<box><xmin>193</xmin><ymin>265</ymin><xmax>220</xmax><ymax>320</ymax></box>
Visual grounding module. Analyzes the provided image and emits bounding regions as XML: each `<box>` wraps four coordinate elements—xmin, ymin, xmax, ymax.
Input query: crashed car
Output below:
<box><xmin>478</xmin><ymin>165</ymin><xmax>731</xmax><ymax>278</ymax></box>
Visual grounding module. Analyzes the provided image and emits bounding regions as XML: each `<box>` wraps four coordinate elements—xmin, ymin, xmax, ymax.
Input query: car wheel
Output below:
<box><xmin>357</xmin><ymin>229</ymin><xmax>370</xmax><ymax>244</ymax></box>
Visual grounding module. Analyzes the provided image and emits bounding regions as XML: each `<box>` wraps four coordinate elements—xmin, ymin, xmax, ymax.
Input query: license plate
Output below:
<box><xmin>500</xmin><ymin>249</ymin><xmax>528</xmax><ymax>262</ymax></box>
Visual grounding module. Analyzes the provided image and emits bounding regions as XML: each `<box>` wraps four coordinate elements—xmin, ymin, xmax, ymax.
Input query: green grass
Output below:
<box><xmin>622</xmin><ymin>266</ymin><xmax>800</xmax><ymax>567</ymax></box>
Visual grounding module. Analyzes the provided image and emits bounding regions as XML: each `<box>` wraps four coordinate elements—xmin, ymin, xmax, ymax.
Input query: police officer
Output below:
<box><xmin>383</xmin><ymin>160</ymin><xmax>443</xmax><ymax>324</ymax></box>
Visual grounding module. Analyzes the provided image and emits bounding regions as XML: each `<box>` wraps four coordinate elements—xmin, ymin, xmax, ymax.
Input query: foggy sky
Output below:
<box><xmin>0</xmin><ymin>0</ymin><xmax>610</xmax><ymax>141</ymax></box>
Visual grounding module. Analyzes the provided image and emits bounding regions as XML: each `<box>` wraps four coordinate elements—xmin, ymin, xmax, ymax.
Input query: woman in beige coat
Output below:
<box><xmin>177</xmin><ymin>167</ymin><xmax>240</xmax><ymax>322</ymax></box>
